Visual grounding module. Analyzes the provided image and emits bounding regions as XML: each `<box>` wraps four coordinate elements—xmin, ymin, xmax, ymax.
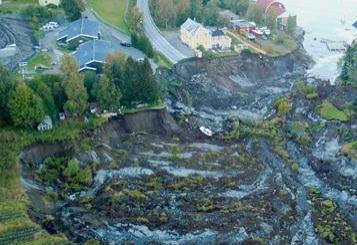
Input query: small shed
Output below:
<box><xmin>90</xmin><ymin>103</ymin><xmax>102</xmax><ymax>114</ymax></box>
<box><xmin>37</xmin><ymin>116</ymin><xmax>53</xmax><ymax>131</ymax></box>
<box><xmin>59</xmin><ymin>112</ymin><xmax>66</xmax><ymax>121</ymax></box>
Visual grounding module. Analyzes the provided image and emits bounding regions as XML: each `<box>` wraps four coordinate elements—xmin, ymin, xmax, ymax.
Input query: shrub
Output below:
<box><xmin>39</xmin><ymin>157</ymin><xmax>93</xmax><ymax>192</ymax></box>
<box><xmin>291</xmin><ymin>162</ymin><xmax>299</xmax><ymax>172</ymax></box>
<box><xmin>274</xmin><ymin>97</ymin><xmax>292</xmax><ymax>117</ymax></box>
<box><xmin>295</xmin><ymin>80</ymin><xmax>318</xmax><ymax>99</ymax></box>
<box><xmin>341</xmin><ymin>141</ymin><xmax>357</xmax><ymax>159</ymax></box>
<box><xmin>131</xmin><ymin>33</ymin><xmax>154</xmax><ymax>58</ymax></box>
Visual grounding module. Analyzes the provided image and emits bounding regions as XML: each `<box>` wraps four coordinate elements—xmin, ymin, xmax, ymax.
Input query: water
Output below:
<box><xmin>281</xmin><ymin>0</ymin><xmax>357</xmax><ymax>82</ymax></box>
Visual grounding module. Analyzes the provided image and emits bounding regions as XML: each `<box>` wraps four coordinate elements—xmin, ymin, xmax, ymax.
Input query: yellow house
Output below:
<box><xmin>180</xmin><ymin>18</ymin><xmax>231</xmax><ymax>51</ymax></box>
<box><xmin>39</xmin><ymin>0</ymin><xmax>61</xmax><ymax>6</ymax></box>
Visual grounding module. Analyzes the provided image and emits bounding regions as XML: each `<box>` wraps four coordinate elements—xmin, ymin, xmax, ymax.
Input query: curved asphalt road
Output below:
<box><xmin>137</xmin><ymin>0</ymin><xmax>188</xmax><ymax>64</ymax></box>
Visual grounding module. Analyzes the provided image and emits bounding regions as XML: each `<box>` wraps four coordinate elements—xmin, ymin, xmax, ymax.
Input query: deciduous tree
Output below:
<box><xmin>60</xmin><ymin>55</ymin><xmax>88</xmax><ymax>116</ymax></box>
<box><xmin>0</xmin><ymin>64</ymin><xmax>15</xmax><ymax>124</ymax></box>
<box><xmin>93</xmin><ymin>75</ymin><xmax>122</xmax><ymax>111</ymax></box>
<box><xmin>8</xmin><ymin>83</ymin><xmax>45</xmax><ymax>128</ymax></box>
<box><xmin>127</xmin><ymin>6</ymin><xmax>143</xmax><ymax>33</ymax></box>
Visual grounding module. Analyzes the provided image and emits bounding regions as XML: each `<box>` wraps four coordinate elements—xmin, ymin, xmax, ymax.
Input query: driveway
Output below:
<box><xmin>137</xmin><ymin>0</ymin><xmax>189</xmax><ymax>64</ymax></box>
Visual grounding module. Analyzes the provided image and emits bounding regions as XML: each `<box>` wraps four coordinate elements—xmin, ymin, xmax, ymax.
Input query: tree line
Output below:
<box><xmin>150</xmin><ymin>0</ymin><xmax>229</xmax><ymax>28</ymax></box>
<box><xmin>341</xmin><ymin>40</ymin><xmax>357</xmax><ymax>86</ymax></box>
<box><xmin>0</xmin><ymin>54</ymin><xmax>163</xmax><ymax>129</ymax></box>
<box><xmin>149</xmin><ymin>0</ymin><xmax>296</xmax><ymax>35</ymax></box>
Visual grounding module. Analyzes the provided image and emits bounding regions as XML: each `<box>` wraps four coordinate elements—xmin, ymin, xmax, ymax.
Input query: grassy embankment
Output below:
<box><xmin>87</xmin><ymin>0</ymin><xmax>129</xmax><ymax>34</ymax></box>
<box><xmin>0</xmin><ymin>0</ymin><xmax>37</xmax><ymax>14</ymax></box>
<box><xmin>0</xmin><ymin>117</ymin><xmax>107</xmax><ymax>244</ymax></box>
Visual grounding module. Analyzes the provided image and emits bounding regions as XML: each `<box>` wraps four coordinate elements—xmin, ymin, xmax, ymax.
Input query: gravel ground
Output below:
<box><xmin>0</xmin><ymin>16</ymin><xmax>36</xmax><ymax>71</ymax></box>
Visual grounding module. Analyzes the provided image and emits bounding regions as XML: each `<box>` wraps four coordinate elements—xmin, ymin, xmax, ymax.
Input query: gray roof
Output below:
<box><xmin>73</xmin><ymin>39</ymin><xmax>113</xmax><ymax>71</ymax></box>
<box><xmin>37</xmin><ymin>115</ymin><xmax>53</xmax><ymax>130</ymax></box>
<box><xmin>58</xmin><ymin>18</ymin><xmax>100</xmax><ymax>42</ymax></box>
<box><xmin>181</xmin><ymin>18</ymin><xmax>203</xmax><ymax>37</ymax></box>
<box><xmin>211</xmin><ymin>29</ymin><xmax>225</xmax><ymax>37</ymax></box>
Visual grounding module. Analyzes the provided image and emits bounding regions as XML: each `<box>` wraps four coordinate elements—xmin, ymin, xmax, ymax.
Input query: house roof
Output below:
<box><xmin>211</xmin><ymin>29</ymin><xmax>225</xmax><ymax>37</ymax></box>
<box><xmin>58</xmin><ymin>18</ymin><xmax>100</xmax><ymax>42</ymax></box>
<box><xmin>38</xmin><ymin>115</ymin><xmax>53</xmax><ymax>128</ymax></box>
<box><xmin>73</xmin><ymin>39</ymin><xmax>113</xmax><ymax>71</ymax></box>
<box><xmin>256</xmin><ymin>0</ymin><xmax>286</xmax><ymax>15</ymax></box>
<box><xmin>181</xmin><ymin>18</ymin><xmax>203</xmax><ymax>37</ymax></box>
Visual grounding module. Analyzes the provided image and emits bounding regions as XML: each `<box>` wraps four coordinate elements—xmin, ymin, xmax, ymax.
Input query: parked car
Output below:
<box><xmin>245</xmin><ymin>32</ymin><xmax>256</xmax><ymax>41</ymax></box>
<box><xmin>136</xmin><ymin>58</ymin><xmax>145</xmax><ymax>63</ymax></box>
<box><xmin>48</xmin><ymin>22</ymin><xmax>59</xmax><ymax>28</ymax></box>
<box><xmin>260</xmin><ymin>27</ymin><xmax>271</xmax><ymax>36</ymax></box>
<box><xmin>120</xmin><ymin>41</ymin><xmax>131</xmax><ymax>47</ymax></box>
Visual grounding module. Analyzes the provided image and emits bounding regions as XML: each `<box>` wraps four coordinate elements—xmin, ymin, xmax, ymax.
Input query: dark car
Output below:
<box><xmin>120</xmin><ymin>41</ymin><xmax>131</xmax><ymax>47</ymax></box>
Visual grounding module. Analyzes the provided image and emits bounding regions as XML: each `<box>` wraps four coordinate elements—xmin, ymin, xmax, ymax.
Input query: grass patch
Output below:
<box><xmin>28</xmin><ymin>52</ymin><xmax>52</xmax><ymax>70</ymax></box>
<box><xmin>0</xmin><ymin>0</ymin><xmax>38</xmax><ymax>14</ymax></box>
<box><xmin>317</xmin><ymin>101</ymin><xmax>349</xmax><ymax>122</ymax></box>
<box><xmin>341</xmin><ymin>140</ymin><xmax>357</xmax><ymax>159</ymax></box>
<box><xmin>154</xmin><ymin>51</ymin><xmax>173</xmax><ymax>69</ymax></box>
<box><xmin>87</xmin><ymin>0</ymin><xmax>129</xmax><ymax>34</ymax></box>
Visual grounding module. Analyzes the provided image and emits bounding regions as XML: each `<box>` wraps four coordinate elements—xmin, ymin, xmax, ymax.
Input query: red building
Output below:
<box><xmin>256</xmin><ymin>0</ymin><xmax>295</xmax><ymax>31</ymax></box>
<box><xmin>256</xmin><ymin>0</ymin><xmax>286</xmax><ymax>16</ymax></box>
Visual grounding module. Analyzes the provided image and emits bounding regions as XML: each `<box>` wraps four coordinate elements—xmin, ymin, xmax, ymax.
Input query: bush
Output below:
<box><xmin>131</xmin><ymin>33</ymin><xmax>154</xmax><ymax>58</ymax></box>
<box><xmin>291</xmin><ymin>162</ymin><xmax>299</xmax><ymax>172</ymax></box>
<box><xmin>61</xmin><ymin>0</ymin><xmax>84</xmax><ymax>21</ymax></box>
<box><xmin>39</xmin><ymin>157</ymin><xmax>93</xmax><ymax>192</ymax></box>
<box><xmin>274</xmin><ymin>97</ymin><xmax>292</xmax><ymax>117</ymax></box>
<box><xmin>295</xmin><ymin>80</ymin><xmax>318</xmax><ymax>99</ymax></box>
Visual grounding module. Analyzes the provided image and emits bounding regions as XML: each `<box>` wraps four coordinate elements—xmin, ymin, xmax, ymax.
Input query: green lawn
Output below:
<box><xmin>87</xmin><ymin>0</ymin><xmax>129</xmax><ymax>34</ymax></box>
<box><xmin>318</xmin><ymin>101</ymin><xmax>349</xmax><ymax>122</ymax></box>
<box><xmin>28</xmin><ymin>52</ymin><xmax>52</xmax><ymax>70</ymax></box>
<box><xmin>0</xmin><ymin>0</ymin><xmax>38</xmax><ymax>14</ymax></box>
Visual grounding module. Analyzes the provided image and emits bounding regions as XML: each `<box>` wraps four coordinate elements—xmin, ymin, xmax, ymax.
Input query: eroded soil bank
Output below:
<box><xmin>20</xmin><ymin>51</ymin><xmax>357</xmax><ymax>244</ymax></box>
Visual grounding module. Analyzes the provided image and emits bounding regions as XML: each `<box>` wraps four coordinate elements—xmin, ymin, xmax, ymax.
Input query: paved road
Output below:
<box><xmin>137</xmin><ymin>0</ymin><xmax>188</xmax><ymax>64</ymax></box>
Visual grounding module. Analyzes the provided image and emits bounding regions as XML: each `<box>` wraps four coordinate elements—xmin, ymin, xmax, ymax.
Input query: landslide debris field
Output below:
<box><xmin>0</xmin><ymin>17</ymin><xmax>36</xmax><ymax>70</ymax></box>
<box><xmin>21</xmin><ymin>53</ymin><xmax>357</xmax><ymax>244</ymax></box>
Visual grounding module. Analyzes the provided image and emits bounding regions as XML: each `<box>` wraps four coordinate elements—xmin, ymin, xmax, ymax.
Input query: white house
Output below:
<box><xmin>39</xmin><ymin>0</ymin><xmax>61</xmax><ymax>6</ymax></box>
<box><xmin>37</xmin><ymin>116</ymin><xmax>53</xmax><ymax>131</ymax></box>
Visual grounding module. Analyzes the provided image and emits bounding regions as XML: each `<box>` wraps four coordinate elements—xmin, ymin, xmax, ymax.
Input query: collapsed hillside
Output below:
<box><xmin>20</xmin><ymin>51</ymin><xmax>357</xmax><ymax>244</ymax></box>
<box><xmin>164</xmin><ymin>49</ymin><xmax>312</xmax><ymax>131</ymax></box>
